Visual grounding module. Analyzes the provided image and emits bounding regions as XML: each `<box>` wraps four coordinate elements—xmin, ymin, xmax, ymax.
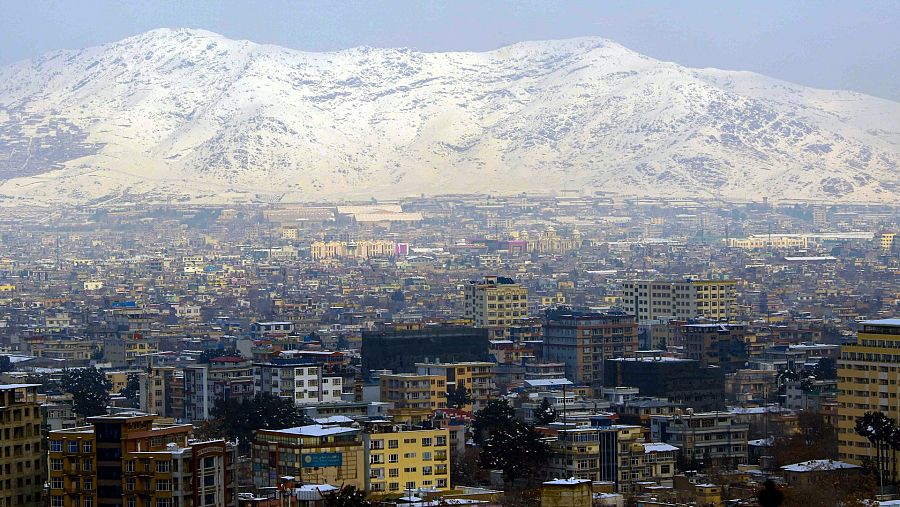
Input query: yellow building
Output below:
<box><xmin>379</xmin><ymin>373</ymin><xmax>447</xmax><ymax>424</ymax></box>
<box><xmin>415</xmin><ymin>362</ymin><xmax>496</xmax><ymax>411</ymax></box>
<box><xmin>464</xmin><ymin>276</ymin><xmax>529</xmax><ymax>338</ymax></box>
<box><xmin>0</xmin><ymin>384</ymin><xmax>44</xmax><ymax>507</ymax></box>
<box><xmin>252</xmin><ymin>424</ymin><xmax>365</xmax><ymax>490</ymax></box>
<box><xmin>540</xmin><ymin>478</ymin><xmax>593</xmax><ymax>507</ymax></box>
<box><xmin>48</xmin><ymin>412</ymin><xmax>238</xmax><ymax>507</ymax></box>
<box><xmin>310</xmin><ymin>240</ymin><xmax>395</xmax><ymax>260</ymax></box>
<box><xmin>837</xmin><ymin>319</ymin><xmax>900</xmax><ymax>475</ymax></box>
<box><xmin>364</xmin><ymin>425</ymin><xmax>450</xmax><ymax>494</ymax></box>
<box><xmin>880</xmin><ymin>232</ymin><xmax>896</xmax><ymax>252</ymax></box>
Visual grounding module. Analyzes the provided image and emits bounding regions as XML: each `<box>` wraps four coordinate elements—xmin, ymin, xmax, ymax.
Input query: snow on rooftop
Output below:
<box><xmin>643</xmin><ymin>442</ymin><xmax>679</xmax><ymax>453</ymax></box>
<box><xmin>780</xmin><ymin>459</ymin><xmax>860</xmax><ymax>473</ymax></box>
<box><xmin>273</xmin><ymin>424</ymin><xmax>359</xmax><ymax>437</ymax></box>
<box><xmin>544</xmin><ymin>478</ymin><xmax>592</xmax><ymax>485</ymax></box>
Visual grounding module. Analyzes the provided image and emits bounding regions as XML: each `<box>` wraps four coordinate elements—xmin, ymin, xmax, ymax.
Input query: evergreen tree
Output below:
<box><xmin>120</xmin><ymin>373</ymin><xmax>141</xmax><ymax>404</ymax></box>
<box><xmin>209</xmin><ymin>393</ymin><xmax>310</xmax><ymax>452</ymax></box>
<box><xmin>533</xmin><ymin>398</ymin><xmax>558</xmax><ymax>425</ymax></box>
<box><xmin>473</xmin><ymin>399</ymin><xmax>516</xmax><ymax>445</ymax></box>
<box><xmin>446</xmin><ymin>384</ymin><xmax>473</xmax><ymax>410</ymax></box>
<box><xmin>197</xmin><ymin>348</ymin><xmax>242</xmax><ymax>364</ymax></box>
<box><xmin>61</xmin><ymin>367</ymin><xmax>112</xmax><ymax>417</ymax></box>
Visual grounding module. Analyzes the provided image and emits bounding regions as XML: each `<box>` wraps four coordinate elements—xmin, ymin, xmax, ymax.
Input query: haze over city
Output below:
<box><xmin>0</xmin><ymin>3</ymin><xmax>897</xmax><ymax>507</ymax></box>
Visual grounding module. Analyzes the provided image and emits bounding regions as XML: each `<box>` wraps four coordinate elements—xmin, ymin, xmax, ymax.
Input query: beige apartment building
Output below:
<box><xmin>464</xmin><ymin>276</ymin><xmax>529</xmax><ymax>338</ymax></box>
<box><xmin>620</xmin><ymin>279</ymin><xmax>737</xmax><ymax>323</ymax></box>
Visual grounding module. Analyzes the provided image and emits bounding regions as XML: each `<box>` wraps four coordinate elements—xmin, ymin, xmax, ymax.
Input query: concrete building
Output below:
<box><xmin>464</xmin><ymin>276</ymin><xmax>529</xmax><ymax>338</ymax></box>
<box><xmin>183</xmin><ymin>357</ymin><xmax>254</xmax><ymax>421</ymax></box>
<box><xmin>253</xmin><ymin>363</ymin><xmax>343</xmax><ymax>407</ymax></box>
<box><xmin>379</xmin><ymin>373</ymin><xmax>447</xmax><ymax>424</ymax></box>
<box><xmin>415</xmin><ymin>362</ymin><xmax>495</xmax><ymax>411</ymax></box>
<box><xmin>0</xmin><ymin>384</ymin><xmax>44</xmax><ymax>507</ymax></box>
<box><xmin>837</xmin><ymin>319</ymin><xmax>900</xmax><ymax>473</ymax></box>
<box><xmin>677</xmin><ymin>323</ymin><xmax>748</xmax><ymax>373</ymax></box>
<box><xmin>620</xmin><ymin>279</ymin><xmax>737</xmax><ymax>323</ymax></box>
<box><xmin>543</xmin><ymin>310</ymin><xmax>638</xmax><ymax>388</ymax></box>
<box><xmin>363</xmin><ymin>424</ymin><xmax>451</xmax><ymax>494</ymax></box>
<box><xmin>650</xmin><ymin>412</ymin><xmax>749</xmax><ymax>468</ymax></box>
<box><xmin>604</xmin><ymin>358</ymin><xmax>726</xmax><ymax>412</ymax></box>
<box><xmin>361</xmin><ymin>325</ymin><xmax>489</xmax><ymax>380</ymax></box>
<box><xmin>252</xmin><ymin>424</ymin><xmax>365</xmax><ymax>490</ymax></box>
<box><xmin>48</xmin><ymin>412</ymin><xmax>238</xmax><ymax>507</ymax></box>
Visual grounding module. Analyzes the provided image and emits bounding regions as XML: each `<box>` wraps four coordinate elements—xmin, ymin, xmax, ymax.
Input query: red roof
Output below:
<box><xmin>210</xmin><ymin>356</ymin><xmax>244</xmax><ymax>363</ymax></box>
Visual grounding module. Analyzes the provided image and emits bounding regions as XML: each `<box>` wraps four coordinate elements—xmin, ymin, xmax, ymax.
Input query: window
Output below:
<box><xmin>125</xmin><ymin>460</ymin><xmax>135</xmax><ymax>472</ymax></box>
<box><xmin>68</xmin><ymin>441</ymin><xmax>79</xmax><ymax>453</ymax></box>
<box><xmin>83</xmin><ymin>460</ymin><xmax>93</xmax><ymax>472</ymax></box>
<box><xmin>126</xmin><ymin>478</ymin><xmax>135</xmax><ymax>491</ymax></box>
<box><xmin>156</xmin><ymin>479</ymin><xmax>171</xmax><ymax>491</ymax></box>
<box><xmin>83</xmin><ymin>441</ymin><xmax>92</xmax><ymax>453</ymax></box>
<box><xmin>388</xmin><ymin>454</ymin><xmax>399</xmax><ymax>463</ymax></box>
<box><xmin>83</xmin><ymin>498</ymin><xmax>93</xmax><ymax>507</ymax></box>
<box><xmin>84</xmin><ymin>478</ymin><xmax>93</xmax><ymax>491</ymax></box>
<box><xmin>50</xmin><ymin>459</ymin><xmax>63</xmax><ymax>471</ymax></box>
<box><xmin>156</xmin><ymin>460</ymin><xmax>171</xmax><ymax>473</ymax></box>
<box><xmin>50</xmin><ymin>441</ymin><xmax>62</xmax><ymax>452</ymax></box>
<box><xmin>388</xmin><ymin>440</ymin><xmax>399</xmax><ymax>449</ymax></box>
<box><xmin>51</xmin><ymin>477</ymin><xmax>63</xmax><ymax>489</ymax></box>
<box><xmin>406</xmin><ymin>481</ymin><xmax>416</xmax><ymax>490</ymax></box>
<box><xmin>422</xmin><ymin>438</ymin><xmax>432</xmax><ymax>447</ymax></box>
<box><xmin>51</xmin><ymin>496</ymin><xmax>64</xmax><ymax>507</ymax></box>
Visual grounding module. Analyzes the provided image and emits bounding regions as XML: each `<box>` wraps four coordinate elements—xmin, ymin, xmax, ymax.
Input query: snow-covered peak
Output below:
<box><xmin>0</xmin><ymin>29</ymin><xmax>898</xmax><ymax>205</ymax></box>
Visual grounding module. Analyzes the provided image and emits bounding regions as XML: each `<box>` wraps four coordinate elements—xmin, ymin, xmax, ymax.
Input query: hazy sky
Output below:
<box><xmin>2</xmin><ymin>1</ymin><xmax>899</xmax><ymax>101</ymax></box>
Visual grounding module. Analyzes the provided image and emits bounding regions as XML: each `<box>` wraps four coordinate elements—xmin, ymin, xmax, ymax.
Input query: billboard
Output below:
<box><xmin>302</xmin><ymin>452</ymin><xmax>343</xmax><ymax>468</ymax></box>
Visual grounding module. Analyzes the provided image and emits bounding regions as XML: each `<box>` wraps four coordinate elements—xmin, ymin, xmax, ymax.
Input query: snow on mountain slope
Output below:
<box><xmin>0</xmin><ymin>28</ymin><xmax>897</xmax><ymax>205</ymax></box>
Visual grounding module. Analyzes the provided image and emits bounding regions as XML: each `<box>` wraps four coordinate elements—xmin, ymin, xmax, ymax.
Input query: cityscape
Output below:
<box><xmin>1</xmin><ymin>3</ymin><xmax>899</xmax><ymax>507</ymax></box>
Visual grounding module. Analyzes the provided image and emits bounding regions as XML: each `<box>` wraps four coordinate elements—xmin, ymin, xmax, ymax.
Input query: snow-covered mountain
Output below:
<box><xmin>1</xmin><ymin>28</ymin><xmax>898</xmax><ymax>205</ymax></box>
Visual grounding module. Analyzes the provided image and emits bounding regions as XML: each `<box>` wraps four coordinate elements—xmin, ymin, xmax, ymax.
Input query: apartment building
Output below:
<box><xmin>379</xmin><ymin>373</ymin><xmax>447</xmax><ymax>424</ymax></box>
<box><xmin>837</xmin><ymin>318</ymin><xmax>900</xmax><ymax>475</ymax></box>
<box><xmin>103</xmin><ymin>335</ymin><xmax>159</xmax><ymax>368</ymax></box>
<box><xmin>464</xmin><ymin>276</ymin><xmax>529</xmax><ymax>338</ymax></box>
<box><xmin>363</xmin><ymin>424</ymin><xmax>451</xmax><ymax>494</ymax></box>
<box><xmin>415</xmin><ymin>362</ymin><xmax>495</xmax><ymax>411</ymax></box>
<box><xmin>620</xmin><ymin>279</ymin><xmax>737</xmax><ymax>323</ymax></box>
<box><xmin>0</xmin><ymin>384</ymin><xmax>44</xmax><ymax>507</ymax></box>
<box><xmin>676</xmin><ymin>323</ymin><xmax>749</xmax><ymax>373</ymax></box>
<box><xmin>542</xmin><ymin>310</ymin><xmax>638</xmax><ymax>387</ymax></box>
<box><xmin>252</xmin><ymin>424</ymin><xmax>365</xmax><ymax>490</ymax></box>
<box><xmin>650</xmin><ymin>412</ymin><xmax>749</xmax><ymax>468</ymax></box>
<box><xmin>183</xmin><ymin>358</ymin><xmax>254</xmax><ymax>421</ymax></box>
<box><xmin>544</xmin><ymin>424</ymin><xmax>677</xmax><ymax>493</ymax></box>
<box><xmin>48</xmin><ymin>412</ymin><xmax>237</xmax><ymax>507</ymax></box>
<box><xmin>253</xmin><ymin>362</ymin><xmax>343</xmax><ymax>406</ymax></box>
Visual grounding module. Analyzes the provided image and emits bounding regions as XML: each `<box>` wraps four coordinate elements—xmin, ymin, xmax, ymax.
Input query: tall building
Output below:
<box><xmin>363</xmin><ymin>424</ymin><xmax>451</xmax><ymax>494</ymax></box>
<box><xmin>880</xmin><ymin>232</ymin><xmax>896</xmax><ymax>252</ymax></box>
<box><xmin>361</xmin><ymin>325</ymin><xmax>489</xmax><ymax>380</ymax></box>
<box><xmin>48</xmin><ymin>412</ymin><xmax>238</xmax><ymax>507</ymax></box>
<box><xmin>379</xmin><ymin>373</ymin><xmax>447</xmax><ymax>424</ymax></box>
<box><xmin>182</xmin><ymin>357</ymin><xmax>254</xmax><ymax>421</ymax></box>
<box><xmin>542</xmin><ymin>310</ymin><xmax>638</xmax><ymax>387</ymax></box>
<box><xmin>620</xmin><ymin>279</ymin><xmax>737</xmax><ymax>324</ymax></box>
<box><xmin>253</xmin><ymin>362</ymin><xmax>344</xmax><ymax>407</ymax></box>
<box><xmin>464</xmin><ymin>276</ymin><xmax>529</xmax><ymax>338</ymax></box>
<box><xmin>0</xmin><ymin>384</ymin><xmax>44</xmax><ymax>507</ymax></box>
<box><xmin>837</xmin><ymin>319</ymin><xmax>900</xmax><ymax>474</ymax></box>
<box><xmin>415</xmin><ymin>362</ymin><xmax>496</xmax><ymax>411</ymax></box>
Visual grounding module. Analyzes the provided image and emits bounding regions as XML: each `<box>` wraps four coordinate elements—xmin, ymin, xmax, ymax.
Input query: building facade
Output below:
<box><xmin>543</xmin><ymin>310</ymin><xmax>638</xmax><ymax>387</ymax></box>
<box><xmin>48</xmin><ymin>412</ymin><xmax>237</xmax><ymax>507</ymax></box>
<box><xmin>464</xmin><ymin>276</ymin><xmax>529</xmax><ymax>338</ymax></box>
<box><xmin>620</xmin><ymin>280</ymin><xmax>737</xmax><ymax>323</ymax></box>
<box><xmin>837</xmin><ymin>319</ymin><xmax>900</xmax><ymax>474</ymax></box>
<box><xmin>0</xmin><ymin>384</ymin><xmax>44</xmax><ymax>507</ymax></box>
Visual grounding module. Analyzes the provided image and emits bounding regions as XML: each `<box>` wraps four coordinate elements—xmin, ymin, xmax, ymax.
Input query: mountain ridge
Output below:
<box><xmin>0</xmin><ymin>28</ymin><xmax>898</xmax><ymax>205</ymax></box>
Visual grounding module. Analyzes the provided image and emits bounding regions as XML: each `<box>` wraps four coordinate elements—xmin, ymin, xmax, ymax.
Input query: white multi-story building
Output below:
<box><xmin>254</xmin><ymin>362</ymin><xmax>343</xmax><ymax>405</ymax></box>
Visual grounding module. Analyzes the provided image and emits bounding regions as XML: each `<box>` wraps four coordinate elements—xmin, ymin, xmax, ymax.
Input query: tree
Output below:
<box><xmin>533</xmin><ymin>398</ymin><xmax>558</xmax><ymax>425</ymax></box>
<box><xmin>322</xmin><ymin>485</ymin><xmax>372</xmax><ymax>507</ymax></box>
<box><xmin>209</xmin><ymin>393</ymin><xmax>310</xmax><ymax>452</ymax></box>
<box><xmin>855</xmin><ymin>411</ymin><xmax>896</xmax><ymax>490</ymax></box>
<box><xmin>197</xmin><ymin>348</ymin><xmax>242</xmax><ymax>364</ymax></box>
<box><xmin>812</xmin><ymin>358</ymin><xmax>837</xmax><ymax>380</ymax></box>
<box><xmin>479</xmin><ymin>420</ymin><xmax>550</xmax><ymax>485</ymax></box>
<box><xmin>120</xmin><ymin>373</ymin><xmax>141</xmax><ymax>404</ymax></box>
<box><xmin>447</xmin><ymin>384</ymin><xmax>473</xmax><ymax>410</ymax></box>
<box><xmin>61</xmin><ymin>367</ymin><xmax>112</xmax><ymax>417</ymax></box>
<box><xmin>473</xmin><ymin>399</ymin><xmax>516</xmax><ymax>445</ymax></box>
